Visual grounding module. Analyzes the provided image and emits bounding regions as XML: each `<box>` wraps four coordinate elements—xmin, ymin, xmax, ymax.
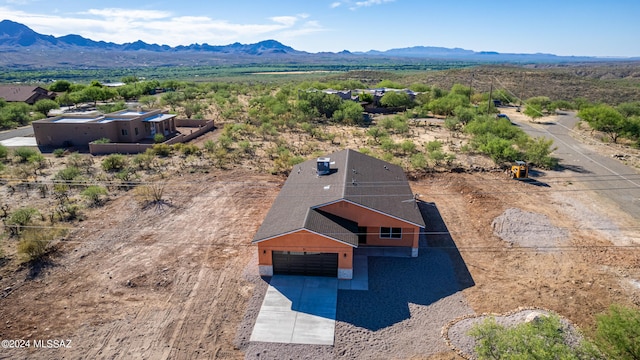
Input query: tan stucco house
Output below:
<box><xmin>253</xmin><ymin>149</ymin><xmax>425</xmax><ymax>280</ymax></box>
<box><xmin>32</xmin><ymin>109</ymin><xmax>177</xmax><ymax>149</ymax></box>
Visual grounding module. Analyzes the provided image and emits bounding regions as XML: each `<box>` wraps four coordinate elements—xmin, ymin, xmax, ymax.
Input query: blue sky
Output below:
<box><xmin>1</xmin><ymin>0</ymin><xmax>639</xmax><ymax>57</ymax></box>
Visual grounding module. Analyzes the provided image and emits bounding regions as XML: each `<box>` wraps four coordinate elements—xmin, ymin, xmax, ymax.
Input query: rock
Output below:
<box><xmin>525</xmin><ymin>311</ymin><xmax>548</xmax><ymax>323</ymax></box>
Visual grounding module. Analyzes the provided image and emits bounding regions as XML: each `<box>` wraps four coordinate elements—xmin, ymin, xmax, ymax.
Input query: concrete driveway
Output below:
<box><xmin>250</xmin><ymin>275</ymin><xmax>338</xmax><ymax>345</ymax></box>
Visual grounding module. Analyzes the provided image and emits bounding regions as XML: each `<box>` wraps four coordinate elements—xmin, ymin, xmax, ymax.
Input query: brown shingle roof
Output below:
<box><xmin>304</xmin><ymin>209</ymin><xmax>359</xmax><ymax>246</ymax></box>
<box><xmin>253</xmin><ymin>149</ymin><xmax>425</xmax><ymax>245</ymax></box>
<box><xmin>0</xmin><ymin>86</ymin><xmax>55</xmax><ymax>104</ymax></box>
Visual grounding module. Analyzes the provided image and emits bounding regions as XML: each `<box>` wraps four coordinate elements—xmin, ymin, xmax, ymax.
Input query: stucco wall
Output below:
<box><xmin>319</xmin><ymin>200</ymin><xmax>419</xmax><ymax>248</ymax></box>
<box><xmin>256</xmin><ymin>230</ymin><xmax>353</xmax><ymax>270</ymax></box>
<box><xmin>33</xmin><ymin>122</ymin><xmax>117</xmax><ymax>147</ymax></box>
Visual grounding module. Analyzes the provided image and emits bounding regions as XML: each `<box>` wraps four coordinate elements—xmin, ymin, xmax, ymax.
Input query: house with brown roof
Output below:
<box><xmin>0</xmin><ymin>85</ymin><xmax>56</xmax><ymax>104</ymax></box>
<box><xmin>253</xmin><ymin>149</ymin><xmax>425</xmax><ymax>279</ymax></box>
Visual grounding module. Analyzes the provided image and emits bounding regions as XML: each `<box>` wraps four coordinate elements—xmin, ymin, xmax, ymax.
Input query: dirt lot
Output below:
<box><xmin>0</xmin><ymin>157</ymin><xmax>638</xmax><ymax>359</ymax></box>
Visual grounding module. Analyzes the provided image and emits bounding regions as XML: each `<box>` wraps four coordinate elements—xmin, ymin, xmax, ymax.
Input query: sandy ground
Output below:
<box><xmin>1</xmin><ymin>167</ymin><xmax>639</xmax><ymax>359</ymax></box>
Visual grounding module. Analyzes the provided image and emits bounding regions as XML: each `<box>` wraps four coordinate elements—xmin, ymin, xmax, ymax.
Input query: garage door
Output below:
<box><xmin>272</xmin><ymin>251</ymin><xmax>338</xmax><ymax>277</ymax></box>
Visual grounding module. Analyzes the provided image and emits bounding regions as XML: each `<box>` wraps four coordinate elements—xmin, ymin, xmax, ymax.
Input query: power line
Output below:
<box><xmin>11</xmin><ymin>224</ymin><xmax>640</xmax><ymax>237</ymax></box>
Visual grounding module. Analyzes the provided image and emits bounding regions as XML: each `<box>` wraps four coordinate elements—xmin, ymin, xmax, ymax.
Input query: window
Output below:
<box><xmin>380</xmin><ymin>227</ymin><xmax>402</xmax><ymax>239</ymax></box>
<box><xmin>121</xmin><ymin>129</ymin><xmax>128</xmax><ymax>136</ymax></box>
<box><xmin>134</xmin><ymin>127</ymin><xmax>139</xmax><ymax>136</ymax></box>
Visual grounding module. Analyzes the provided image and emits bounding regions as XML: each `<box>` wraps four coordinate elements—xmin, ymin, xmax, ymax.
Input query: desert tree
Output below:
<box><xmin>33</xmin><ymin>99</ymin><xmax>60</xmax><ymax>116</ymax></box>
<box><xmin>578</xmin><ymin>104</ymin><xmax>628</xmax><ymax>143</ymax></box>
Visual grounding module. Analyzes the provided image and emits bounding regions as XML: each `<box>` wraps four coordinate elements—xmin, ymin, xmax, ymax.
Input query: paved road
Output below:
<box><xmin>0</xmin><ymin>125</ymin><xmax>34</xmax><ymax>141</ymax></box>
<box><xmin>514</xmin><ymin>111</ymin><xmax>640</xmax><ymax>220</ymax></box>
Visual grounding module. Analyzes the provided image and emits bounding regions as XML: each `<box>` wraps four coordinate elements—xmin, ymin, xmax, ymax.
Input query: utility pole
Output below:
<box><xmin>518</xmin><ymin>72</ymin><xmax>526</xmax><ymax>107</ymax></box>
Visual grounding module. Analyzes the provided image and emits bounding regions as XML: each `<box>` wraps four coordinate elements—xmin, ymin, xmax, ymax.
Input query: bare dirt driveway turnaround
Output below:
<box><xmin>505</xmin><ymin>109</ymin><xmax>640</xmax><ymax>222</ymax></box>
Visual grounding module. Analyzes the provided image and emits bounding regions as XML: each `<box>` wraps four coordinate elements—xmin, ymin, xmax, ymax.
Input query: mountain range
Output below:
<box><xmin>0</xmin><ymin>19</ymin><xmax>634</xmax><ymax>67</ymax></box>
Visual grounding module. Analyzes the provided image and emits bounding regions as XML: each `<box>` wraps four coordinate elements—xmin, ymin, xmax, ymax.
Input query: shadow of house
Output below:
<box><xmin>336</xmin><ymin>201</ymin><xmax>474</xmax><ymax>331</ymax></box>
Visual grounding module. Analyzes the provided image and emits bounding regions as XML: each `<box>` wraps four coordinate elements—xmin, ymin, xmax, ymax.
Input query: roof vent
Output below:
<box><xmin>317</xmin><ymin>157</ymin><xmax>331</xmax><ymax>175</ymax></box>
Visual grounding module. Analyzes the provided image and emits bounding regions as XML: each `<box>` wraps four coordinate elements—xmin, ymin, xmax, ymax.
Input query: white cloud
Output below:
<box><xmin>330</xmin><ymin>2</ymin><xmax>342</xmax><ymax>8</ymax></box>
<box><xmin>0</xmin><ymin>6</ymin><xmax>323</xmax><ymax>46</ymax></box>
<box><xmin>82</xmin><ymin>8</ymin><xmax>171</xmax><ymax>20</ymax></box>
<box><xmin>270</xmin><ymin>16</ymin><xmax>299</xmax><ymax>27</ymax></box>
<box><xmin>351</xmin><ymin>0</ymin><xmax>395</xmax><ymax>9</ymax></box>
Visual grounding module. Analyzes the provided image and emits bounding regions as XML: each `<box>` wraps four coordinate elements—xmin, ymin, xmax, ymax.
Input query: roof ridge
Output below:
<box><xmin>339</xmin><ymin>149</ymin><xmax>352</xmax><ymax>199</ymax></box>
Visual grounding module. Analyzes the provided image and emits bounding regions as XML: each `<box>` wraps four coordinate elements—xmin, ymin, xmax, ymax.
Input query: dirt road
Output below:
<box><xmin>503</xmin><ymin>108</ymin><xmax>640</xmax><ymax>221</ymax></box>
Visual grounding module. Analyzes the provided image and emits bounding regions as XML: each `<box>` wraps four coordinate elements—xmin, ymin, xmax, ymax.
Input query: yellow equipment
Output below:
<box><xmin>511</xmin><ymin>161</ymin><xmax>529</xmax><ymax>179</ymax></box>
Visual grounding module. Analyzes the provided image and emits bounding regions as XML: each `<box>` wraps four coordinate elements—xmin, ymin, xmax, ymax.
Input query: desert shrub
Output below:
<box><xmin>477</xmin><ymin>136</ymin><xmax>522</xmax><ymax>163</ymax></box>
<box><xmin>203</xmin><ymin>140</ymin><xmax>215</xmax><ymax>153</ymax></box>
<box><xmin>410</xmin><ymin>152</ymin><xmax>428</xmax><ymax>170</ymax></box>
<box><xmin>523</xmin><ymin>137</ymin><xmax>558</xmax><ymax>169</ymax></box>
<box><xmin>28</xmin><ymin>153</ymin><xmax>46</xmax><ymax>166</ymax></box>
<box><xmin>13</xmin><ymin>147</ymin><xmax>38</xmax><ymax>163</ymax></box>
<box><xmin>96</xmin><ymin>101</ymin><xmax>126</xmax><ymax>113</ymax></box>
<box><xmin>67</xmin><ymin>152</ymin><xmax>85</xmax><ymax>168</ymax></box>
<box><xmin>53</xmin><ymin>148</ymin><xmax>65</xmax><ymax>157</ymax></box>
<box><xmin>81</xmin><ymin>186</ymin><xmax>108</xmax><ymax>206</ymax></box>
<box><xmin>132</xmin><ymin>149</ymin><xmax>156</xmax><ymax>169</ymax></box>
<box><xmin>93</xmin><ymin>137</ymin><xmax>111</xmax><ymax>144</ymax></box>
<box><xmin>115</xmin><ymin>168</ymin><xmax>135</xmax><ymax>182</ymax></box>
<box><xmin>393</xmin><ymin>118</ymin><xmax>409</xmax><ymax>134</ymax></box>
<box><xmin>179</xmin><ymin>144</ymin><xmax>200</xmax><ymax>156</ymax></box>
<box><xmin>134</xmin><ymin>184</ymin><xmax>169</xmax><ymax>210</ymax></box>
<box><xmin>429</xmin><ymin>150</ymin><xmax>446</xmax><ymax>164</ymax></box>
<box><xmin>237</xmin><ymin>140</ymin><xmax>253</xmax><ymax>155</ymax></box>
<box><xmin>465</xmin><ymin>116</ymin><xmax>530</xmax><ymax>163</ymax></box>
<box><xmin>152</xmin><ymin>143</ymin><xmax>172</xmax><ymax>157</ymax></box>
<box><xmin>444</xmin><ymin>117</ymin><xmax>461</xmax><ymax>131</ymax></box>
<box><xmin>380</xmin><ymin>138</ymin><xmax>398</xmax><ymax>153</ymax></box>
<box><xmin>454</xmin><ymin>105</ymin><xmax>476</xmax><ymax>125</ymax></box>
<box><xmin>55</xmin><ymin>166</ymin><xmax>81</xmax><ymax>181</ymax></box>
<box><xmin>56</xmin><ymin>202</ymin><xmax>81</xmax><ymax>221</ymax></box>
<box><xmin>400</xmin><ymin>140</ymin><xmax>416</xmax><ymax>154</ymax></box>
<box><xmin>17</xmin><ymin>229</ymin><xmax>52</xmax><ymax>261</ymax></box>
<box><xmin>593</xmin><ymin>305</ymin><xmax>640</xmax><ymax>360</ymax></box>
<box><xmin>469</xmin><ymin>315</ymin><xmax>598</xmax><ymax>360</ymax></box>
<box><xmin>6</xmin><ymin>207</ymin><xmax>40</xmax><ymax>235</ymax></box>
<box><xmin>0</xmin><ymin>144</ymin><xmax>8</xmax><ymax>159</ymax></box>
<box><xmin>366</xmin><ymin>126</ymin><xmax>389</xmax><ymax>144</ymax></box>
<box><xmin>380</xmin><ymin>117</ymin><xmax>396</xmax><ymax>130</ymax></box>
<box><xmin>154</xmin><ymin>133</ymin><xmax>166</xmax><ymax>143</ymax></box>
<box><xmin>426</xmin><ymin>140</ymin><xmax>443</xmax><ymax>152</ymax></box>
<box><xmin>101</xmin><ymin>154</ymin><xmax>128</xmax><ymax>172</ymax></box>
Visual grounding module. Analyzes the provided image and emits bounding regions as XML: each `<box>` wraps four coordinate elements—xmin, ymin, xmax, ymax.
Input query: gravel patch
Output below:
<box><xmin>552</xmin><ymin>193</ymin><xmax>634</xmax><ymax>246</ymax></box>
<box><xmin>445</xmin><ymin>309</ymin><xmax>584</xmax><ymax>359</ymax></box>
<box><xmin>237</xmin><ymin>247</ymin><xmax>474</xmax><ymax>359</ymax></box>
<box><xmin>492</xmin><ymin>208</ymin><xmax>569</xmax><ymax>249</ymax></box>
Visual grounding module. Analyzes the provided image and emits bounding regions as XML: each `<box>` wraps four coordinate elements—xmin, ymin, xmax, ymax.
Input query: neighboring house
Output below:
<box><xmin>322</xmin><ymin>89</ymin><xmax>352</xmax><ymax>101</ymax></box>
<box><xmin>32</xmin><ymin>109</ymin><xmax>177</xmax><ymax>148</ymax></box>
<box><xmin>253</xmin><ymin>149</ymin><xmax>425</xmax><ymax>279</ymax></box>
<box><xmin>0</xmin><ymin>85</ymin><xmax>56</xmax><ymax>105</ymax></box>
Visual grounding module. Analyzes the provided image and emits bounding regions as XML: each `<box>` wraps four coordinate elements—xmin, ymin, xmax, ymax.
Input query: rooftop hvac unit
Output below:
<box><xmin>317</xmin><ymin>157</ymin><xmax>331</xmax><ymax>175</ymax></box>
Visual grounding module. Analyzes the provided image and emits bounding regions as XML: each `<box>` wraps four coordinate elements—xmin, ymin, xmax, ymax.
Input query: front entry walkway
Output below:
<box><xmin>250</xmin><ymin>275</ymin><xmax>338</xmax><ymax>345</ymax></box>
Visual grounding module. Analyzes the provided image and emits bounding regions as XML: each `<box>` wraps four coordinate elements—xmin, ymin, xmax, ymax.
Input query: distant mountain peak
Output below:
<box><xmin>0</xmin><ymin>19</ymin><xmax>302</xmax><ymax>55</ymax></box>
